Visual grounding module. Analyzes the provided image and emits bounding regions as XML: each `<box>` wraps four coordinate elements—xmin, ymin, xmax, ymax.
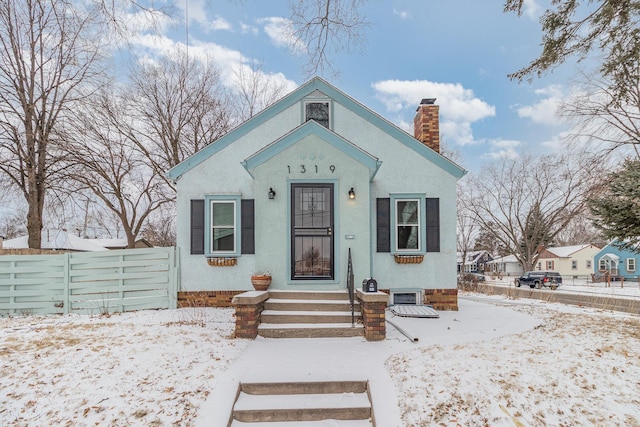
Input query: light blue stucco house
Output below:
<box><xmin>593</xmin><ymin>243</ymin><xmax>640</xmax><ymax>281</ymax></box>
<box><xmin>167</xmin><ymin>77</ymin><xmax>466</xmax><ymax>310</ymax></box>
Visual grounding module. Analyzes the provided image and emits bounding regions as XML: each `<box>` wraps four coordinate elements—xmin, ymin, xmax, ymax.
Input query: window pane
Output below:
<box><xmin>397</xmin><ymin>201</ymin><xmax>418</xmax><ymax>224</ymax></box>
<box><xmin>213</xmin><ymin>228</ymin><xmax>234</xmax><ymax>251</ymax></box>
<box><xmin>397</xmin><ymin>226</ymin><xmax>419</xmax><ymax>250</ymax></box>
<box><xmin>212</xmin><ymin>202</ymin><xmax>234</xmax><ymax>226</ymax></box>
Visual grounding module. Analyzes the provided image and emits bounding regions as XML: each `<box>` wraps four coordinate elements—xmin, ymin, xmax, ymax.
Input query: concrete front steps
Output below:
<box><xmin>258</xmin><ymin>290</ymin><xmax>363</xmax><ymax>338</ymax></box>
<box><xmin>229</xmin><ymin>381</ymin><xmax>375</xmax><ymax>426</ymax></box>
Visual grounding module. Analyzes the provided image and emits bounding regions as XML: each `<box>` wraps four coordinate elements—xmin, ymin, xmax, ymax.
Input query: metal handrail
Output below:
<box><xmin>347</xmin><ymin>248</ymin><xmax>355</xmax><ymax>326</ymax></box>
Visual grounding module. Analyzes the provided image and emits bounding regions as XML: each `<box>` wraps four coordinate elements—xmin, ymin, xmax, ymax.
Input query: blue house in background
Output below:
<box><xmin>593</xmin><ymin>243</ymin><xmax>640</xmax><ymax>281</ymax></box>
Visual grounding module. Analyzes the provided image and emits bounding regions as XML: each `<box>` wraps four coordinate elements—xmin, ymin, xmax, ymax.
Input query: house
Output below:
<box><xmin>2</xmin><ymin>230</ymin><xmax>109</xmax><ymax>252</ymax></box>
<box><xmin>535</xmin><ymin>244</ymin><xmax>601</xmax><ymax>278</ymax></box>
<box><xmin>167</xmin><ymin>77</ymin><xmax>466</xmax><ymax>310</ymax></box>
<box><xmin>486</xmin><ymin>254</ymin><xmax>524</xmax><ymax>277</ymax></box>
<box><xmin>457</xmin><ymin>250</ymin><xmax>493</xmax><ymax>273</ymax></box>
<box><xmin>593</xmin><ymin>243</ymin><xmax>640</xmax><ymax>281</ymax></box>
<box><xmin>1</xmin><ymin>231</ymin><xmax>153</xmax><ymax>252</ymax></box>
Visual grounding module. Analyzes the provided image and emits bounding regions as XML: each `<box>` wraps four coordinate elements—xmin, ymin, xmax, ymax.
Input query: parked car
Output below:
<box><xmin>515</xmin><ymin>271</ymin><xmax>562</xmax><ymax>290</ymax></box>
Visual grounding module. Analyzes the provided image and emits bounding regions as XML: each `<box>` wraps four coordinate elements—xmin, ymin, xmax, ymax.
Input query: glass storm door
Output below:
<box><xmin>291</xmin><ymin>184</ymin><xmax>334</xmax><ymax>280</ymax></box>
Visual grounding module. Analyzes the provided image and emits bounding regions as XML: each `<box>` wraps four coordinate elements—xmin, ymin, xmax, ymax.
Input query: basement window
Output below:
<box><xmin>390</xmin><ymin>289</ymin><xmax>421</xmax><ymax>305</ymax></box>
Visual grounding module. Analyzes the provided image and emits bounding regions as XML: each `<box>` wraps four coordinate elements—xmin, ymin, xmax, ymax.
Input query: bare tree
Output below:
<box><xmin>128</xmin><ymin>47</ymin><xmax>232</xmax><ymax>177</ymax></box>
<box><xmin>66</xmin><ymin>90</ymin><xmax>172</xmax><ymax>248</ymax></box>
<box><xmin>0</xmin><ymin>0</ymin><xmax>107</xmax><ymax>248</ymax></box>
<box><xmin>231</xmin><ymin>62</ymin><xmax>291</xmax><ymax>121</ymax></box>
<box><xmin>456</xmin><ymin>180</ymin><xmax>477</xmax><ymax>274</ymax></box>
<box><xmin>465</xmin><ymin>153</ymin><xmax>599</xmax><ymax>271</ymax></box>
<box><xmin>140</xmin><ymin>206</ymin><xmax>176</xmax><ymax>247</ymax></box>
<box><xmin>289</xmin><ymin>0</ymin><xmax>372</xmax><ymax>77</ymax></box>
<box><xmin>562</xmin><ymin>72</ymin><xmax>640</xmax><ymax>159</ymax></box>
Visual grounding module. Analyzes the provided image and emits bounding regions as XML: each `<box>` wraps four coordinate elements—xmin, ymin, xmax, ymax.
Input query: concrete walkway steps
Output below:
<box><xmin>258</xmin><ymin>290</ymin><xmax>363</xmax><ymax>338</ymax></box>
<box><xmin>229</xmin><ymin>381</ymin><xmax>375</xmax><ymax>426</ymax></box>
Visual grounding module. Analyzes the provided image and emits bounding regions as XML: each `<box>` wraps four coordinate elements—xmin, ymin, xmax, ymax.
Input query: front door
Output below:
<box><xmin>291</xmin><ymin>184</ymin><xmax>334</xmax><ymax>280</ymax></box>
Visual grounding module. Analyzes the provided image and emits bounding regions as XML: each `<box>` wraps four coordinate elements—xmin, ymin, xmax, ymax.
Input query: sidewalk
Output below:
<box><xmin>194</xmin><ymin>297</ymin><xmax>540</xmax><ymax>426</ymax></box>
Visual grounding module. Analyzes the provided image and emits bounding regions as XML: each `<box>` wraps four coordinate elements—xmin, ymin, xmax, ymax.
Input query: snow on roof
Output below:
<box><xmin>2</xmin><ymin>230</ymin><xmax>109</xmax><ymax>252</ymax></box>
<box><xmin>544</xmin><ymin>244</ymin><xmax>594</xmax><ymax>258</ymax></box>
<box><xmin>487</xmin><ymin>254</ymin><xmax>519</xmax><ymax>264</ymax></box>
<box><xmin>86</xmin><ymin>238</ymin><xmax>128</xmax><ymax>249</ymax></box>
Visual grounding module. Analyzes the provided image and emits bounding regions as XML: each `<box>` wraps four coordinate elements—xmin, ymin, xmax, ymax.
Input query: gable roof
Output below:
<box><xmin>242</xmin><ymin>120</ymin><xmax>382</xmax><ymax>180</ymax></box>
<box><xmin>541</xmin><ymin>244</ymin><xmax>598</xmax><ymax>258</ymax></box>
<box><xmin>166</xmin><ymin>76</ymin><xmax>466</xmax><ymax>181</ymax></box>
<box><xmin>3</xmin><ymin>230</ymin><xmax>109</xmax><ymax>252</ymax></box>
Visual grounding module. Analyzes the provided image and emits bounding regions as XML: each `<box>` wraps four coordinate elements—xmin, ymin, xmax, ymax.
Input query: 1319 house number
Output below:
<box><xmin>287</xmin><ymin>165</ymin><xmax>336</xmax><ymax>173</ymax></box>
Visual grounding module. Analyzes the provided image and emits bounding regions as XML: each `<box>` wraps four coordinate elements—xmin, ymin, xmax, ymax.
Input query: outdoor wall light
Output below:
<box><xmin>348</xmin><ymin>187</ymin><xmax>355</xmax><ymax>200</ymax></box>
<box><xmin>268</xmin><ymin>188</ymin><xmax>276</xmax><ymax>199</ymax></box>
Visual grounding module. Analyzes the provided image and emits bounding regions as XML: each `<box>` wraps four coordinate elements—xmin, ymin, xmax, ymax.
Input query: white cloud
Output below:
<box><xmin>372</xmin><ymin>79</ymin><xmax>496</xmax><ymax>146</ymax></box>
<box><xmin>522</xmin><ymin>0</ymin><xmax>542</xmax><ymax>20</ymax></box>
<box><xmin>540</xmin><ymin>130</ymin><xmax>571</xmax><ymax>152</ymax></box>
<box><xmin>258</xmin><ymin>17</ymin><xmax>306</xmax><ymax>53</ymax></box>
<box><xmin>516</xmin><ymin>84</ymin><xmax>565</xmax><ymax>126</ymax></box>
<box><xmin>393</xmin><ymin>9</ymin><xmax>411</xmax><ymax>20</ymax></box>
<box><xmin>209</xmin><ymin>16</ymin><xmax>233</xmax><ymax>32</ymax></box>
<box><xmin>128</xmin><ymin>34</ymin><xmax>296</xmax><ymax>93</ymax></box>
<box><xmin>483</xmin><ymin>138</ymin><xmax>522</xmax><ymax>159</ymax></box>
<box><xmin>240</xmin><ymin>22</ymin><xmax>259</xmax><ymax>35</ymax></box>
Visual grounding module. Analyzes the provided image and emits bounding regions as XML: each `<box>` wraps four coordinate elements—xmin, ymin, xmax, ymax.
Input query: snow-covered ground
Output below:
<box><xmin>1</xmin><ymin>290</ymin><xmax>639</xmax><ymax>426</ymax></box>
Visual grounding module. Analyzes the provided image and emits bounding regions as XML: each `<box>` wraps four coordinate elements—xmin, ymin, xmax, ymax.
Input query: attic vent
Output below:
<box><xmin>305</xmin><ymin>101</ymin><xmax>330</xmax><ymax>128</ymax></box>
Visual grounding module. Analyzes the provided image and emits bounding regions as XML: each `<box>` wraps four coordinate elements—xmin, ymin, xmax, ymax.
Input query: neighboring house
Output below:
<box><xmin>594</xmin><ymin>243</ymin><xmax>640</xmax><ymax>281</ymax></box>
<box><xmin>2</xmin><ymin>231</ymin><xmax>153</xmax><ymax>252</ymax></box>
<box><xmin>536</xmin><ymin>244</ymin><xmax>601</xmax><ymax>278</ymax></box>
<box><xmin>486</xmin><ymin>254</ymin><xmax>524</xmax><ymax>277</ymax></box>
<box><xmin>166</xmin><ymin>77</ymin><xmax>466</xmax><ymax>309</ymax></box>
<box><xmin>457</xmin><ymin>250</ymin><xmax>493</xmax><ymax>273</ymax></box>
<box><xmin>2</xmin><ymin>230</ymin><xmax>109</xmax><ymax>252</ymax></box>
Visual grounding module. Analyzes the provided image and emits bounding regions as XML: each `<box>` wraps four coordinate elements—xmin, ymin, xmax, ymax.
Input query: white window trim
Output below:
<box><xmin>390</xmin><ymin>194</ymin><xmax>426</xmax><ymax>254</ymax></box>
<box><xmin>204</xmin><ymin>195</ymin><xmax>241</xmax><ymax>257</ymax></box>
<box><xmin>627</xmin><ymin>258</ymin><xmax>636</xmax><ymax>272</ymax></box>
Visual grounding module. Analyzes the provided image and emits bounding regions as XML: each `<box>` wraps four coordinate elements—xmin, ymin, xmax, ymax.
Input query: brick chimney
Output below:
<box><xmin>413</xmin><ymin>98</ymin><xmax>440</xmax><ymax>153</ymax></box>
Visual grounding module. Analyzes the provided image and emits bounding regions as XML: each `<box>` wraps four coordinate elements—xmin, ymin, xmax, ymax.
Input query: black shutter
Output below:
<box><xmin>190</xmin><ymin>199</ymin><xmax>205</xmax><ymax>255</ymax></box>
<box><xmin>426</xmin><ymin>197</ymin><xmax>440</xmax><ymax>252</ymax></box>
<box><xmin>376</xmin><ymin>198</ymin><xmax>391</xmax><ymax>253</ymax></box>
<box><xmin>241</xmin><ymin>199</ymin><xmax>255</xmax><ymax>254</ymax></box>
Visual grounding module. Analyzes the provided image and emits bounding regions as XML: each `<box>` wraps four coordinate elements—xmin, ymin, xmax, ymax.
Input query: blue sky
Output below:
<box><xmin>126</xmin><ymin>0</ymin><xmax>579</xmax><ymax>171</ymax></box>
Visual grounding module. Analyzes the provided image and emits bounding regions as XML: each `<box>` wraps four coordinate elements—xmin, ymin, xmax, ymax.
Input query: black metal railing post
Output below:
<box><xmin>347</xmin><ymin>248</ymin><xmax>355</xmax><ymax>326</ymax></box>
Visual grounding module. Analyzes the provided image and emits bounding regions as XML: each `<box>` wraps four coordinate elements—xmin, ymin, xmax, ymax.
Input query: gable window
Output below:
<box><xmin>627</xmin><ymin>258</ymin><xmax>636</xmax><ymax>272</ymax></box>
<box><xmin>586</xmin><ymin>260</ymin><xmax>592</xmax><ymax>269</ymax></box>
<box><xmin>305</xmin><ymin>101</ymin><xmax>330</xmax><ymax>128</ymax></box>
<box><xmin>205</xmin><ymin>195</ymin><xmax>241</xmax><ymax>256</ymax></box>
<box><xmin>571</xmin><ymin>260</ymin><xmax>577</xmax><ymax>270</ymax></box>
<box><xmin>546</xmin><ymin>260</ymin><xmax>554</xmax><ymax>270</ymax></box>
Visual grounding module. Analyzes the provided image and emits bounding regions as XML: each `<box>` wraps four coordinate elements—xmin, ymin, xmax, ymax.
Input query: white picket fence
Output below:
<box><xmin>0</xmin><ymin>247</ymin><xmax>179</xmax><ymax>316</ymax></box>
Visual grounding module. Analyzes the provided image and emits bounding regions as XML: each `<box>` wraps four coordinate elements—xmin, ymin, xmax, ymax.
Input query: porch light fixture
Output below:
<box><xmin>348</xmin><ymin>187</ymin><xmax>355</xmax><ymax>200</ymax></box>
<box><xmin>268</xmin><ymin>188</ymin><xmax>276</xmax><ymax>199</ymax></box>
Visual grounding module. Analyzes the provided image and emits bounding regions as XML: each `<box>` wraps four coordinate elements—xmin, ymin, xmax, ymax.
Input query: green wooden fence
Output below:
<box><xmin>0</xmin><ymin>247</ymin><xmax>179</xmax><ymax>316</ymax></box>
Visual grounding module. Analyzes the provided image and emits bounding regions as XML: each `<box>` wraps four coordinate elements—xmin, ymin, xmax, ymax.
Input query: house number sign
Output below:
<box><xmin>287</xmin><ymin>165</ymin><xmax>336</xmax><ymax>174</ymax></box>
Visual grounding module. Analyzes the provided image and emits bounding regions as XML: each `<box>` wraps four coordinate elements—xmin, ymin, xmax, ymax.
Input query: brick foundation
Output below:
<box><xmin>424</xmin><ymin>288</ymin><xmax>458</xmax><ymax>311</ymax></box>
<box><xmin>178</xmin><ymin>290</ymin><xmax>245</xmax><ymax>308</ymax></box>
<box><xmin>356</xmin><ymin>290</ymin><xmax>388</xmax><ymax>341</ymax></box>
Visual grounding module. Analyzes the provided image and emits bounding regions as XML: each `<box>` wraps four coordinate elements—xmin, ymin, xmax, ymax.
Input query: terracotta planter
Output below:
<box><xmin>251</xmin><ymin>275</ymin><xmax>272</xmax><ymax>291</ymax></box>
